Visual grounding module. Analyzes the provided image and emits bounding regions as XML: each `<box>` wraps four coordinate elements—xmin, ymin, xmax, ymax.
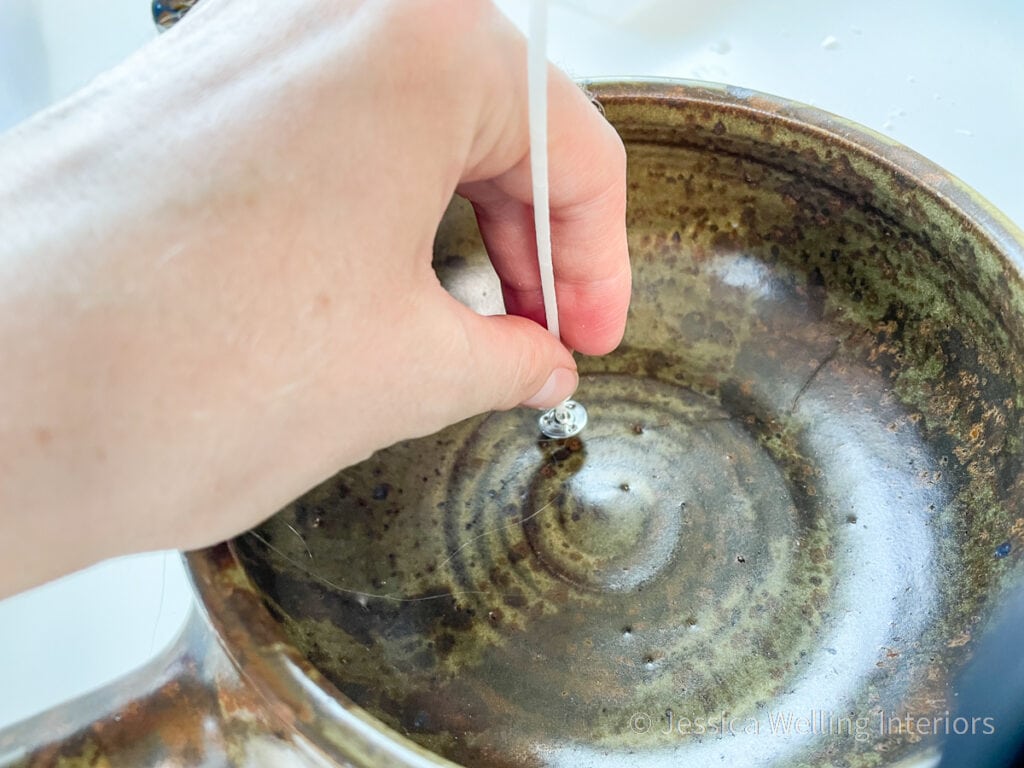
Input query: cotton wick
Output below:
<box><xmin>528</xmin><ymin>0</ymin><xmax>588</xmax><ymax>439</ymax></box>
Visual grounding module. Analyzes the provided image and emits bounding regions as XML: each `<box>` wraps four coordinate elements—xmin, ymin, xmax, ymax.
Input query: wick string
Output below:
<box><xmin>529</xmin><ymin>0</ymin><xmax>559</xmax><ymax>343</ymax></box>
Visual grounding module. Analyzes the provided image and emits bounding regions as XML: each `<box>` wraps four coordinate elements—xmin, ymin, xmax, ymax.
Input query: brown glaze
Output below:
<box><xmin>0</xmin><ymin>608</ymin><xmax>331</xmax><ymax>768</ymax></box>
<box><xmin>5</xmin><ymin>81</ymin><xmax>1024</xmax><ymax>768</ymax></box>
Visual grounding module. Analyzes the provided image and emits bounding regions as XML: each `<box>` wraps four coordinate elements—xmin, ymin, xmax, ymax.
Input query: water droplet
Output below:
<box><xmin>995</xmin><ymin>541</ymin><xmax>1011</xmax><ymax>559</ymax></box>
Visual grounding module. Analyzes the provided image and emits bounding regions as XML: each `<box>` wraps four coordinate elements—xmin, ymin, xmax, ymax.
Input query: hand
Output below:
<box><xmin>0</xmin><ymin>0</ymin><xmax>629</xmax><ymax>595</ymax></box>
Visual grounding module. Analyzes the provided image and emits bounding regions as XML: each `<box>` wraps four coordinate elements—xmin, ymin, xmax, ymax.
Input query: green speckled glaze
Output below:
<box><xmin>10</xmin><ymin>81</ymin><xmax>1024</xmax><ymax>768</ymax></box>
<box><xmin>226</xmin><ymin>82</ymin><xmax>1024</xmax><ymax>767</ymax></box>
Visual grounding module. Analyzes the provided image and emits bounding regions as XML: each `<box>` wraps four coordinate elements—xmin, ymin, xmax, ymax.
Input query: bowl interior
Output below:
<box><xmin>229</xmin><ymin>82</ymin><xmax>1024</xmax><ymax>768</ymax></box>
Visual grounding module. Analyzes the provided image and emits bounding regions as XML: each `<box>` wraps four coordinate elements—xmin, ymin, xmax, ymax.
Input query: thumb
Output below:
<box><xmin>449</xmin><ymin>302</ymin><xmax>579</xmax><ymax>414</ymax></box>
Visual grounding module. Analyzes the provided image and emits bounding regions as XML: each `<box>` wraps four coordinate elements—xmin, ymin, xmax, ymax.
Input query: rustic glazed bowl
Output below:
<box><xmin>5</xmin><ymin>80</ymin><xmax>1024</xmax><ymax>768</ymax></box>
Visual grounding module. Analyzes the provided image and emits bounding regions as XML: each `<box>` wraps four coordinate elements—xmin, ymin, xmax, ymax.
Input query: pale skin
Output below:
<box><xmin>0</xmin><ymin>0</ymin><xmax>630</xmax><ymax>598</ymax></box>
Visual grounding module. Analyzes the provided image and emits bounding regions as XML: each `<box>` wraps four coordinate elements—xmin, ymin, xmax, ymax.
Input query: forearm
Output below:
<box><xmin>0</xmin><ymin>20</ymin><xmax>366</xmax><ymax>592</ymax></box>
<box><xmin>0</xmin><ymin>71</ymin><xmax>239</xmax><ymax>592</ymax></box>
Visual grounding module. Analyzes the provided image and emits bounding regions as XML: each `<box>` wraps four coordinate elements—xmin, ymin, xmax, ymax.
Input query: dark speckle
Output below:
<box><xmin>552</xmin><ymin>447</ymin><xmax>572</xmax><ymax>462</ymax></box>
<box><xmin>995</xmin><ymin>541</ymin><xmax>1012</xmax><ymax>559</ymax></box>
<box><xmin>435</xmin><ymin>633</ymin><xmax>456</xmax><ymax>655</ymax></box>
<box><xmin>503</xmin><ymin>590</ymin><xmax>528</xmax><ymax>608</ymax></box>
<box><xmin>507</xmin><ymin>541</ymin><xmax>529</xmax><ymax>565</ymax></box>
<box><xmin>441</xmin><ymin>253</ymin><xmax>467</xmax><ymax>270</ymax></box>
<box><xmin>736</xmin><ymin>555</ymin><xmax>747</xmax><ymax>564</ymax></box>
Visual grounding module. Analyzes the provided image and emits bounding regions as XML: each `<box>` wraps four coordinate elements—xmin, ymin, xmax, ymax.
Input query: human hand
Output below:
<box><xmin>0</xmin><ymin>0</ymin><xmax>629</xmax><ymax>594</ymax></box>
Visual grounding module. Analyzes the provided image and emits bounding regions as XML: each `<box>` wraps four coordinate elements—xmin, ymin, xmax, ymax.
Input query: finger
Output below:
<box><xmin>426</xmin><ymin>292</ymin><xmax>579</xmax><ymax>417</ymax></box>
<box><xmin>459</xmin><ymin>67</ymin><xmax>631</xmax><ymax>356</ymax></box>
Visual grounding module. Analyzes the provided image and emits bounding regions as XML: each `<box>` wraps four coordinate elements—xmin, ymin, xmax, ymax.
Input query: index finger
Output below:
<box><xmin>458</xmin><ymin>68</ymin><xmax>631</xmax><ymax>356</ymax></box>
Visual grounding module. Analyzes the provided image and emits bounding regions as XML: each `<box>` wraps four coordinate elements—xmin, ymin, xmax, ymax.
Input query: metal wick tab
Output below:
<box><xmin>539</xmin><ymin>399</ymin><xmax>588</xmax><ymax>439</ymax></box>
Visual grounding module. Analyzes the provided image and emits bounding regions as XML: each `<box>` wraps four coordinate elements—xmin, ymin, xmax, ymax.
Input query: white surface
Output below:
<box><xmin>0</xmin><ymin>0</ymin><xmax>1022</xmax><ymax>732</ymax></box>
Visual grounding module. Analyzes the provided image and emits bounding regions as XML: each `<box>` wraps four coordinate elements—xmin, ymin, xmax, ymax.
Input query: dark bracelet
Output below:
<box><xmin>152</xmin><ymin>0</ymin><xmax>199</xmax><ymax>31</ymax></box>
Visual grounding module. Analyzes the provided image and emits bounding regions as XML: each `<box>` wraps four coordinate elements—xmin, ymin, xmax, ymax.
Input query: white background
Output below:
<box><xmin>1</xmin><ymin>0</ymin><xmax>1021</xmax><ymax>732</ymax></box>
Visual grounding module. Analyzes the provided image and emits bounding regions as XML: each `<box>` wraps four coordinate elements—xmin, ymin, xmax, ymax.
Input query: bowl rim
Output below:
<box><xmin>585</xmin><ymin>77</ymin><xmax>1024</xmax><ymax>259</ymax></box>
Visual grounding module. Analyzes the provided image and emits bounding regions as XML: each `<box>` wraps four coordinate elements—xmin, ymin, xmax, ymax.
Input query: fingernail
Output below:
<box><xmin>521</xmin><ymin>368</ymin><xmax>578</xmax><ymax>409</ymax></box>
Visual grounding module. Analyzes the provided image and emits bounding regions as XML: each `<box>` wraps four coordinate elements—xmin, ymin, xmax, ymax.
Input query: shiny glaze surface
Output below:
<box><xmin>235</xmin><ymin>82</ymin><xmax>1024</xmax><ymax>766</ymax></box>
